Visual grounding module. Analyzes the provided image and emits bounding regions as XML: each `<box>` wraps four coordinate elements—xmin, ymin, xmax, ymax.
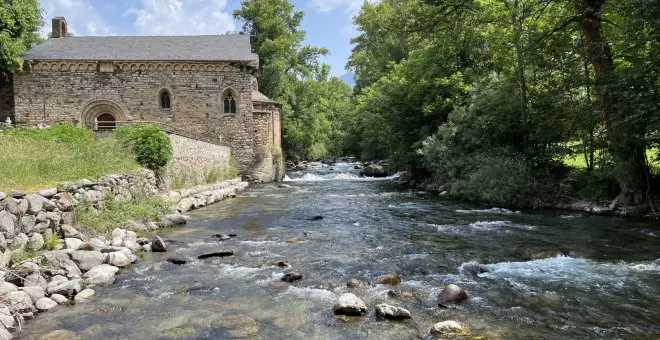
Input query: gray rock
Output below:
<box><xmin>375</xmin><ymin>274</ymin><xmax>402</xmax><ymax>285</ymax></box>
<box><xmin>43</xmin><ymin>251</ymin><xmax>82</xmax><ymax>278</ymax></box>
<box><xmin>64</xmin><ymin>238</ymin><xmax>83</xmax><ymax>251</ymax></box>
<box><xmin>27</xmin><ymin>233</ymin><xmax>44</xmax><ymax>251</ymax></box>
<box><xmin>437</xmin><ymin>284</ymin><xmax>468</xmax><ymax>306</ymax></box>
<box><xmin>0</xmin><ymin>211</ymin><xmax>15</xmax><ymax>237</ymax></box>
<box><xmin>25</xmin><ymin>194</ymin><xmax>45</xmax><ymax>215</ymax></box>
<box><xmin>0</xmin><ymin>198</ymin><xmax>20</xmax><ymax>216</ymax></box>
<box><xmin>54</xmin><ymin>192</ymin><xmax>76</xmax><ymax>212</ymax></box>
<box><xmin>176</xmin><ymin>198</ymin><xmax>196</xmax><ymax>212</ymax></box>
<box><xmin>61</xmin><ymin>211</ymin><xmax>75</xmax><ymax>225</ymax></box>
<box><xmin>38</xmin><ymin>188</ymin><xmax>58</xmax><ymax>198</ymax></box>
<box><xmin>7</xmin><ymin>262</ymin><xmax>39</xmax><ymax>285</ymax></box>
<box><xmin>74</xmin><ymin>288</ymin><xmax>95</xmax><ymax>303</ymax></box>
<box><xmin>35</xmin><ymin>297</ymin><xmax>58</xmax><ymax>311</ymax></box>
<box><xmin>85</xmin><ymin>190</ymin><xmax>104</xmax><ymax>203</ymax></box>
<box><xmin>375</xmin><ymin>304</ymin><xmax>412</xmax><ymax>320</ymax></box>
<box><xmin>0</xmin><ymin>192</ymin><xmax>4</xmax><ymax>200</ymax></box>
<box><xmin>69</xmin><ymin>251</ymin><xmax>105</xmax><ymax>272</ymax></box>
<box><xmin>42</xmin><ymin>199</ymin><xmax>57</xmax><ymax>212</ymax></box>
<box><xmin>7</xmin><ymin>291</ymin><xmax>35</xmax><ymax>313</ymax></box>
<box><xmin>429</xmin><ymin>320</ymin><xmax>463</xmax><ymax>335</ymax></box>
<box><xmin>151</xmin><ymin>236</ymin><xmax>167</xmax><ymax>252</ymax></box>
<box><xmin>84</xmin><ymin>264</ymin><xmax>119</xmax><ymax>286</ymax></box>
<box><xmin>19</xmin><ymin>215</ymin><xmax>36</xmax><ymax>233</ymax></box>
<box><xmin>36</xmin><ymin>211</ymin><xmax>48</xmax><ymax>222</ymax></box>
<box><xmin>11</xmin><ymin>233</ymin><xmax>29</xmax><ymax>250</ymax></box>
<box><xmin>0</xmin><ymin>282</ymin><xmax>18</xmax><ymax>294</ymax></box>
<box><xmin>60</xmin><ymin>224</ymin><xmax>80</xmax><ymax>238</ymax></box>
<box><xmin>333</xmin><ymin>293</ymin><xmax>368</xmax><ymax>316</ymax></box>
<box><xmin>16</xmin><ymin>199</ymin><xmax>28</xmax><ymax>215</ymax></box>
<box><xmin>0</xmin><ymin>233</ymin><xmax>7</xmax><ymax>252</ymax></box>
<box><xmin>346</xmin><ymin>278</ymin><xmax>367</xmax><ymax>289</ymax></box>
<box><xmin>49</xmin><ymin>294</ymin><xmax>68</xmax><ymax>304</ymax></box>
<box><xmin>19</xmin><ymin>286</ymin><xmax>45</xmax><ymax>303</ymax></box>
<box><xmin>281</xmin><ymin>272</ymin><xmax>303</xmax><ymax>283</ymax></box>
<box><xmin>0</xmin><ymin>303</ymin><xmax>15</xmax><ymax>331</ymax></box>
<box><xmin>46</xmin><ymin>277</ymin><xmax>82</xmax><ymax>297</ymax></box>
<box><xmin>106</xmin><ymin>252</ymin><xmax>131</xmax><ymax>268</ymax></box>
<box><xmin>89</xmin><ymin>238</ymin><xmax>106</xmax><ymax>249</ymax></box>
<box><xmin>24</xmin><ymin>273</ymin><xmax>47</xmax><ymax>290</ymax></box>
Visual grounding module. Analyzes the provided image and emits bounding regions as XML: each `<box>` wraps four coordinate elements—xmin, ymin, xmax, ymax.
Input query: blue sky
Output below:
<box><xmin>37</xmin><ymin>0</ymin><xmax>372</xmax><ymax>79</ymax></box>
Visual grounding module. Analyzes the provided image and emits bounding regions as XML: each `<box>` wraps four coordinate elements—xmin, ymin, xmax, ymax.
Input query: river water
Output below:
<box><xmin>19</xmin><ymin>163</ymin><xmax>660</xmax><ymax>339</ymax></box>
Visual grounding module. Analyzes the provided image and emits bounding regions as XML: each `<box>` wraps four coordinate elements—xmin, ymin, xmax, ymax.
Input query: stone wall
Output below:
<box><xmin>0</xmin><ymin>80</ymin><xmax>13</xmax><ymax>123</ymax></box>
<box><xmin>167</xmin><ymin>133</ymin><xmax>232</xmax><ymax>188</ymax></box>
<box><xmin>12</xmin><ymin>61</ymin><xmax>257</xmax><ymax>175</ymax></box>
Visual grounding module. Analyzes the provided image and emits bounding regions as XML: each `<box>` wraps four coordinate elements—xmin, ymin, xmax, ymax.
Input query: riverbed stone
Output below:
<box><xmin>162</xmin><ymin>213</ymin><xmax>189</xmax><ymax>226</ymax></box>
<box><xmin>27</xmin><ymin>233</ymin><xmax>44</xmax><ymax>251</ymax></box>
<box><xmin>49</xmin><ymin>294</ymin><xmax>68</xmax><ymax>304</ymax></box>
<box><xmin>43</xmin><ymin>250</ymin><xmax>82</xmax><ymax>278</ymax></box>
<box><xmin>25</xmin><ymin>194</ymin><xmax>46</xmax><ymax>214</ymax></box>
<box><xmin>69</xmin><ymin>250</ymin><xmax>104</xmax><ymax>272</ymax></box>
<box><xmin>19</xmin><ymin>286</ymin><xmax>45</xmax><ymax>303</ymax></box>
<box><xmin>333</xmin><ymin>293</ymin><xmax>368</xmax><ymax>316</ymax></box>
<box><xmin>24</xmin><ymin>273</ymin><xmax>48</xmax><ymax>290</ymax></box>
<box><xmin>0</xmin><ymin>282</ymin><xmax>18</xmax><ymax>294</ymax></box>
<box><xmin>84</xmin><ymin>264</ymin><xmax>119</xmax><ymax>286</ymax></box>
<box><xmin>19</xmin><ymin>215</ymin><xmax>36</xmax><ymax>233</ymax></box>
<box><xmin>437</xmin><ymin>284</ymin><xmax>468</xmax><ymax>306</ymax></box>
<box><xmin>106</xmin><ymin>251</ymin><xmax>131</xmax><ymax>268</ymax></box>
<box><xmin>74</xmin><ymin>288</ymin><xmax>95</xmax><ymax>303</ymax></box>
<box><xmin>214</xmin><ymin>314</ymin><xmax>260</xmax><ymax>338</ymax></box>
<box><xmin>151</xmin><ymin>236</ymin><xmax>167</xmax><ymax>252</ymax></box>
<box><xmin>89</xmin><ymin>238</ymin><xmax>106</xmax><ymax>250</ymax></box>
<box><xmin>375</xmin><ymin>304</ymin><xmax>412</xmax><ymax>320</ymax></box>
<box><xmin>346</xmin><ymin>278</ymin><xmax>367</xmax><ymax>288</ymax></box>
<box><xmin>0</xmin><ymin>211</ymin><xmax>15</xmax><ymax>237</ymax></box>
<box><xmin>429</xmin><ymin>320</ymin><xmax>464</xmax><ymax>335</ymax></box>
<box><xmin>375</xmin><ymin>274</ymin><xmax>402</xmax><ymax>285</ymax></box>
<box><xmin>11</xmin><ymin>233</ymin><xmax>29</xmax><ymax>250</ymax></box>
<box><xmin>39</xmin><ymin>329</ymin><xmax>80</xmax><ymax>340</ymax></box>
<box><xmin>64</xmin><ymin>238</ymin><xmax>83</xmax><ymax>250</ymax></box>
<box><xmin>7</xmin><ymin>291</ymin><xmax>35</xmax><ymax>313</ymax></box>
<box><xmin>35</xmin><ymin>297</ymin><xmax>58</xmax><ymax>312</ymax></box>
<box><xmin>0</xmin><ymin>304</ymin><xmax>14</xmax><ymax>331</ymax></box>
<box><xmin>281</xmin><ymin>272</ymin><xmax>303</xmax><ymax>283</ymax></box>
<box><xmin>46</xmin><ymin>277</ymin><xmax>82</xmax><ymax>297</ymax></box>
<box><xmin>60</xmin><ymin>224</ymin><xmax>80</xmax><ymax>239</ymax></box>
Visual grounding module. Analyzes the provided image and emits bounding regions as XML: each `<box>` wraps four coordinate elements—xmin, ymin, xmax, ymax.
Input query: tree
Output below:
<box><xmin>0</xmin><ymin>0</ymin><xmax>42</xmax><ymax>85</ymax></box>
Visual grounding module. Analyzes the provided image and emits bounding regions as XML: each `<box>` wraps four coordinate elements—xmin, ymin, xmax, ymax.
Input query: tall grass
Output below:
<box><xmin>0</xmin><ymin>125</ymin><xmax>142</xmax><ymax>192</ymax></box>
<box><xmin>167</xmin><ymin>155</ymin><xmax>241</xmax><ymax>190</ymax></box>
<box><xmin>75</xmin><ymin>195</ymin><xmax>171</xmax><ymax>236</ymax></box>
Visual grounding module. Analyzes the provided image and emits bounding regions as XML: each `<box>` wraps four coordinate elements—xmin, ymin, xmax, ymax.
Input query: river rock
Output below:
<box><xmin>197</xmin><ymin>251</ymin><xmax>234</xmax><ymax>259</ymax></box>
<box><xmin>375</xmin><ymin>304</ymin><xmax>412</xmax><ymax>320</ymax></box>
<box><xmin>0</xmin><ymin>233</ymin><xmax>7</xmax><ymax>252</ymax></box>
<box><xmin>7</xmin><ymin>261</ymin><xmax>39</xmax><ymax>284</ymax></box>
<box><xmin>50</xmin><ymin>294</ymin><xmax>68</xmax><ymax>304</ymax></box>
<box><xmin>89</xmin><ymin>238</ymin><xmax>106</xmax><ymax>249</ymax></box>
<box><xmin>106</xmin><ymin>252</ymin><xmax>131</xmax><ymax>268</ymax></box>
<box><xmin>213</xmin><ymin>314</ymin><xmax>260</xmax><ymax>338</ymax></box>
<box><xmin>361</xmin><ymin>164</ymin><xmax>388</xmax><ymax>178</ymax></box>
<box><xmin>7</xmin><ymin>291</ymin><xmax>35</xmax><ymax>313</ymax></box>
<box><xmin>281</xmin><ymin>272</ymin><xmax>303</xmax><ymax>283</ymax></box>
<box><xmin>19</xmin><ymin>286</ymin><xmax>45</xmax><ymax>303</ymax></box>
<box><xmin>11</xmin><ymin>233</ymin><xmax>29</xmax><ymax>250</ymax></box>
<box><xmin>35</xmin><ymin>297</ymin><xmax>58</xmax><ymax>311</ymax></box>
<box><xmin>166</xmin><ymin>257</ymin><xmax>187</xmax><ymax>265</ymax></box>
<box><xmin>375</xmin><ymin>274</ymin><xmax>402</xmax><ymax>285</ymax></box>
<box><xmin>458</xmin><ymin>262</ymin><xmax>489</xmax><ymax>276</ymax></box>
<box><xmin>74</xmin><ymin>288</ymin><xmax>95</xmax><ymax>303</ymax></box>
<box><xmin>64</xmin><ymin>238</ymin><xmax>83</xmax><ymax>251</ymax></box>
<box><xmin>151</xmin><ymin>236</ymin><xmax>167</xmax><ymax>252</ymax></box>
<box><xmin>25</xmin><ymin>194</ymin><xmax>46</xmax><ymax>214</ymax></box>
<box><xmin>84</xmin><ymin>264</ymin><xmax>119</xmax><ymax>286</ymax></box>
<box><xmin>38</xmin><ymin>188</ymin><xmax>58</xmax><ymax>198</ymax></box>
<box><xmin>162</xmin><ymin>214</ymin><xmax>189</xmax><ymax>226</ymax></box>
<box><xmin>24</xmin><ymin>273</ymin><xmax>48</xmax><ymax>290</ymax></box>
<box><xmin>40</xmin><ymin>329</ymin><xmax>80</xmax><ymax>340</ymax></box>
<box><xmin>0</xmin><ymin>211</ymin><xmax>15</xmax><ymax>237</ymax></box>
<box><xmin>0</xmin><ymin>303</ymin><xmax>14</xmax><ymax>331</ymax></box>
<box><xmin>46</xmin><ymin>277</ymin><xmax>82</xmax><ymax>297</ymax></box>
<box><xmin>0</xmin><ymin>282</ymin><xmax>17</xmax><ymax>294</ymax></box>
<box><xmin>346</xmin><ymin>278</ymin><xmax>367</xmax><ymax>288</ymax></box>
<box><xmin>69</xmin><ymin>250</ymin><xmax>105</xmax><ymax>271</ymax></box>
<box><xmin>429</xmin><ymin>320</ymin><xmax>464</xmax><ymax>335</ymax></box>
<box><xmin>60</xmin><ymin>224</ymin><xmax>80</xmax><ymax>239</ymax></box>
<box><xmin>333</xmin><ymin>293</ymin><xmax>368</xmax><ymax>316</ymax></box>
<box><xmin>43</xmin><ymin>251</ymin><xmax>82</xmax><ymax>278</ymax></box>
<box><xmin>437</xmin><ymin>284</ymin><xmax>468</xmax><ymax>306</ymax></box>
<box><xmin>275</xmin><ymin>261</ymin><xmax>289</xmax><ymax>268</ymax></box>
<box><xmin>54</xmin><ymin>192</ymin><xmax>76</xmax><ymax>212</ymax></box>
<box><xmin>20</xmin><ymin>215</ymin><xmax>36</xmax><ymax>233</ymax></box>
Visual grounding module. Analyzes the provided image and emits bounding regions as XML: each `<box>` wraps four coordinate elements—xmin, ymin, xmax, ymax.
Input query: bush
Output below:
<box><xmin>116</xmin><ymin>124</ymin><xmax>172</xmax><ymax>172</ymax></box>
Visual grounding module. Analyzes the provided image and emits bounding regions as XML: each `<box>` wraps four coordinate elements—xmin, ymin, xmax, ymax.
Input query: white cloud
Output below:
<box><xmin>127</xmin><ymin>0</ymin><xmax>235</xmax><ymax>35</ymax></box>
<box><xmin>38</xmin><ymin>0</ymin><xmax>115</xmax><ymax>37</ymax></box>
<box><xmin>309</xmin><ymin>0</ymin><xmax>378</xmax><ymax>15</ymax></box>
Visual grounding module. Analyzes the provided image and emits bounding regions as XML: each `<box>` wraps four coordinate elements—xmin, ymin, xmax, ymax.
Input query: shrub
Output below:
<box><xmin>115</xmin><ymin>124</ymin><xmax>172</xmax><ymax>172</ymax></box>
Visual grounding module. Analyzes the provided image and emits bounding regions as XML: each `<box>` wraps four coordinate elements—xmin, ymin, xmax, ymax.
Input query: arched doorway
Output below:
<box><xmin>80</xmin><ymin>100</ymin><xmax>127</xmax><ymax>131</ymax></box>
<box><xmin>96</xmin><ymin>113</ymin><xmax>116</xmax><ymax>130</ymax></box>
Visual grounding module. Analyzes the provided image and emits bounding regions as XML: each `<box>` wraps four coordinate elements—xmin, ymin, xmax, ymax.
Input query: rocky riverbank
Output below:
<box><xmin>0</xmin><ymin>172</ymin><xmax>248</xmax><ymax>338</ymax></box>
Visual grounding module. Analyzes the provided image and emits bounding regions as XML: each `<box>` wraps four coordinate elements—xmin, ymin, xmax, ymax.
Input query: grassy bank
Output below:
<box><xmin>75</xmin><ymin>195</ymin><xmax>171</xmax><ymax>236</ymax></box>
<box><xmin>0</xmin><ymin>125</ymin><xmax>142</xmax><ymax>192</ymax></box>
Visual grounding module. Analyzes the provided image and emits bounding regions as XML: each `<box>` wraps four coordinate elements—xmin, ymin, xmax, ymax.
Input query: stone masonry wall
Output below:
<box><xmin>167</xmin><ymin>133</ymin><xmax>232</xmax><ymax>188</ymax></box>
<box><xmin>12</xmin><ymin>62</ymin><xmax>257</xmax><ymax>177</ymax></box>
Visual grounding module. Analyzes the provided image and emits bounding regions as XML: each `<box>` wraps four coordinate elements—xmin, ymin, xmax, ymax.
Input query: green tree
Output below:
<box><xmin>0</xmin><ymin>0</ymin><xmax>42</xmax><ymax>85</ymax></box>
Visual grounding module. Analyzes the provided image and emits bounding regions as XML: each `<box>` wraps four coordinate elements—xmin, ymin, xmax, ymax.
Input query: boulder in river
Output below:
<box><xmin>333</xmin><ymin>293</ymin><xmax>368</xmax><ymax>316</ymax></box>
<box><xmin>346</xmin><ymin>278</ymin><xmax>367</xmax><ymax>288</ymax></box>
<box><xmin>197</xmin><ymin>251</ymin><xmax>234</xmax><ymax>259</ymax></box>
<box><xmin>151</xmin><ymin>236</ymin><xmax>167</xmax><ymax>252</ymax></box>
<box><xmin>275</xmin><ymin>261</ymin><xmax>289</xmax><ymax>268</ymax></box>
<box><xmin>213</xmin><ymin>234</ymin><xmax>236</xmax><ymax>241</ymax></box>
<box><xmin>437</xmin><ymin>284</ymin><xmax>468</xmax><ymax>307</ymax></box>
<box><xmin>375</xmin><ymin>274</ymin><xmax>402</xmax><ymax>285</ymax></box>
<box><xmin>281</xmin><ymin>272</ymin><xmax>303</xmax><ymax>283</ymax></box>
<box><xmin>309</xmin><ymin>216</ymin><xmax>324</xmax><ymax>221</ymax></box>
<box><xmin>74</xmin><ymin>288</ymin><xmax>95</xmax><ymax>303</ymax></box>
<box><xmin>35</xmin><ymin>297</ymin><xmax>58</xmax><ymax>311</ymax></box>
<box><xmin>360</xmin><ymin>164</ymin><xmax>388</xmax><ymax>178</ymax></box>
<box><xmin>375</xmin><ymin>304</ymin><xmax>412</xmax><ymax>320</ymax></box>
<box><xmin>167</xmin><ymin>257</ymin><xmax>188</xmax><ymax>265</ymax></box>
<box><xmin>285</xmin><ymin>237</ymin><xmax>302</xmax><ymax>244</ymax></box>
<box><xmin>429</xmin><ymin>320</ymin><xmax>464</xmax><ymax>335</ymax></box>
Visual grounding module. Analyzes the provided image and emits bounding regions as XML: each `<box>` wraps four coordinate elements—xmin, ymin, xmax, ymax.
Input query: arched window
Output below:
<box><xmin>222</xmin><ymin>90</ymin><xmax>238</xmax><ymax>115</ymax></box>
<box><xmin>159</xmin><ymin>89</ymin><xmax>171</xmax><ymax>109</ymax></box>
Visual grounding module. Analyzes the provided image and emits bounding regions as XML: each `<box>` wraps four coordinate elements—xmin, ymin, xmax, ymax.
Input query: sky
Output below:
<box><xmin>37</xmin><ymin>0</ymin><xmax>370</xmax><ymax>81</ymax></box>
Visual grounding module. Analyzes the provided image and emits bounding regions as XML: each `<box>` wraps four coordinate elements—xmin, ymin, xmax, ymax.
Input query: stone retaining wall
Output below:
<box><xmin>167</xmin><ymin>133</ymin><xmax>232</xmax><ymax>189</ymax></box>
<box><xmin>0</xmin><ymin>173</ymin><xmax>248</xmax><ymax>338</ymax></box>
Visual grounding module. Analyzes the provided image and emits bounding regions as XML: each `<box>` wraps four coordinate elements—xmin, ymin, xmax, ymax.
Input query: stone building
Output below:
<box><xmin>2</xmin><ymin>17</ymin><xmax>283</xmax><ymax>183</ymax></box>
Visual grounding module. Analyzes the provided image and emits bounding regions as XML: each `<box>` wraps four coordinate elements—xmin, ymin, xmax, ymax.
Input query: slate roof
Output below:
<box><xmin>22</xmin><ymin>35</ymin><xmax>258</xmax><ymax>62</ymax></box>
<box><xmin>252</xmin><ymin>91</ymin><xmax>279</xmax><ymax>104</ymax></box>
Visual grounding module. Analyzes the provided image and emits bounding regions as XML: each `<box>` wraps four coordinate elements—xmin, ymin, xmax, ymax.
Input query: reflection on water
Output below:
<box><xmin>18</xmin><ymin>163</ymin><xmax>660</xmax><ymax>339</ymax></box>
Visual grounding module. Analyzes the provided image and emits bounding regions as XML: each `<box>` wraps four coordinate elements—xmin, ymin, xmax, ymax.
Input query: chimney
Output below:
<box><xmin>51</xmin><ymin>17</ymin><xmax>68</xmax><ymax>38</ymax></box>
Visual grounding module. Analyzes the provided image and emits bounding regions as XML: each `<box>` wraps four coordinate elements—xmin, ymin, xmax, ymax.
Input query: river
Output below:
<box><xmin>19</xmin><ymin>163</ymin><xmax>660</xmax><ymax>339</ymax></box>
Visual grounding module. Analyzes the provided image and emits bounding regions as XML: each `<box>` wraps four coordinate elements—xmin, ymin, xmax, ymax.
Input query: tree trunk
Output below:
<box><xmin>575</xmin><ymin>0</ymin><xmax>649</xmax><ymax>207</ymax></box>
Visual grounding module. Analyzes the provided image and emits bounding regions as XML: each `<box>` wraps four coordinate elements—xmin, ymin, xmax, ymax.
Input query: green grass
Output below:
<box><xmin>562</xmin><ymin>147</ymin><xmax>660</xmax><ymax>172</ymax></box>
<box><xmin>168</xmin><ymin>156</ymin><xmax>241</xmax><ymax>190</ymax></box>
<box><xmin>75</xmin><ymin>195</ymin><xmax>171</xmax><ymax>236</ymax></box>
<box><xmin>0</xmin><ymin>125</ymin><xmax>142</xmax><ymax>192</ymax></box>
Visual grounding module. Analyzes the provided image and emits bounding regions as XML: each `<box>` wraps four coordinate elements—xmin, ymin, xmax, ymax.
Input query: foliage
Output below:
<box><xmin>115</xmin><ymin>124</ymin><xmax>173</xmax><ymax>172</ymax></box>
<box><xmin>168</xmin><ymin>155</ymin><xmax>240</xmax><ymax>189</ymax></box>
<box><xmin>0</xmin><ymin>125</ymin><xmax>141</xmax><ymax>191</ymax></box>
<box><xmin>75</xmin><ymin>195</ymin><xmax>170</xmax><ymax>236</ymax></box>
<box><xmin>43</xmin><ymin>233</ymin><xmax>61</xmax><ymax>251</ymax></box>
<box><xmin>235</xmin><ymin>0</ymin><xmax>353</xmax><ymax>161</ymax></box>
<box><xmin>0</xmin><ymin>0</ymin><xmax>42</xmax><ymax>85</ymax></box>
